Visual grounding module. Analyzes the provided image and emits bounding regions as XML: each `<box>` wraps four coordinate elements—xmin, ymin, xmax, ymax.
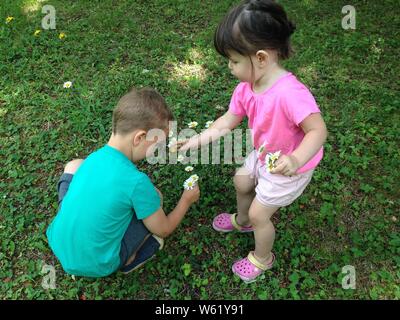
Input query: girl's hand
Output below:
<box><xmin>270</xmin><ymin>154</ymin><xmax>300</xmax><ymax>176</ymax></box>
<box><xmin>179</xmin><ymin>138</ymin><xmax>199</xmax><ymax>152</ymax></box>
<box><xmin>169</xmin><ymin>139</ymin><xmax>188</xmax><ymax>153</ymax></box>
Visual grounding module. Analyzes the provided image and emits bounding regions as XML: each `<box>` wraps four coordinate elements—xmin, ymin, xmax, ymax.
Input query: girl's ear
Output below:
<box><xmin>132</xmin><ymin>130</ymin><xmax>147</xmax><ymax>146</ymax></box>
<box><xmin>255</xmin><ymin>50</ymin><xmax>269</xmax><ymax>66</ymax></box>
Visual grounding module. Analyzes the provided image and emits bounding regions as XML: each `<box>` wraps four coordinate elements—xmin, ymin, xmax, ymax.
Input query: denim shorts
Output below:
<box><xmin>57</xmin><ymin>173</ymin><xmax>151</xmax><ymax>270</ymax></box>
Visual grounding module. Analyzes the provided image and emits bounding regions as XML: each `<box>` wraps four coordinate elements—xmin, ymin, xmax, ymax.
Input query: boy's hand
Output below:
<box><xmin>181</xmin><ymin>185</ymin><xmax>200</xmax><ymax>205</ymax></box>
<box><xmin>270</xmin><ymin>155</ymin><xmax>300</xmax><ymax>176</ymax></box>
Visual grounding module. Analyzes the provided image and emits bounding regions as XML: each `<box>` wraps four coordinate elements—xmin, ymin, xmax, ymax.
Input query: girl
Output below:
<box><xmin>180</xmin><ymin>0</ymin><xmax>328</xmax><ymax>283</ymax></box>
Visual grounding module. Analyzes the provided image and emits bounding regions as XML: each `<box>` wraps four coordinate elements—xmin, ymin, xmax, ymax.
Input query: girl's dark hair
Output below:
<box><xmin>214</xmin><ymin>0</ymin><xmax>296</xmax><ymax>60</ymax></box>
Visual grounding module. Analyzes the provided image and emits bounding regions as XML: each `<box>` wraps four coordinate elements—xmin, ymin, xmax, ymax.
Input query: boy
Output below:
<box><xmin>46</xmin><ymin>87</ymin><xmax>200</xmax><ymax>277</ymax></box>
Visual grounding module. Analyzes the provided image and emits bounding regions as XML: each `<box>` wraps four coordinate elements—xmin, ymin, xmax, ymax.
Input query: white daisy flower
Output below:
<box><xmin>188</xmin><ymin>121</ymin><xmax>198</xmax><ymax>129</ymax></box>
<box><xmin>168</xmin><ymin>137</ymin><xmax>177</xmax><ymax>148</ymax></box>
<box><xmin>205</xmin><ymin>120</ymin><xmax>214</xmax><ymax>129</ymax></box>
<box><xmin>185</xmin><ymin>166</ymin><xmax>194</xmax><ymax>172</ymax></box>
<box><xmin>177</xmin><ymin>154</ymin><xmax>185</xmax><ymax>163</ymax></box>
<box><xmin>183</xmin><ymin>178</ymin><xmax>196</xmax><ymax>190</ymax></box>
<box><xmin>168</xmin><ymin>138</ymin><xmax>179</xmax><ymax>153</ymax></box>
<box><xmin>190</xmin><ymin>174</ymin><xmax>199</xmax><ymax>182</ymax></box>
<box><xmin>63</xmin><ymin>81</ymin><xmax>72</xmax><ymax>89</ymax></box>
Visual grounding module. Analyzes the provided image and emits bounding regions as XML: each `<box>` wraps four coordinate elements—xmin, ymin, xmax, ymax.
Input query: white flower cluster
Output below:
<box><xmin>266</xmin><ymin>151</ymin><xmax>281</xmax><ymax>172</ymax></box>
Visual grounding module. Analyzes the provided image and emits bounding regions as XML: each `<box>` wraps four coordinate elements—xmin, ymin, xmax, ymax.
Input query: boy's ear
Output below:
<box><xmin>255</xmin><ymin>50</ymin><xmax>269</xmax><ymax>66</ymax></box>
<box><xmin>132</xmin><ymin>130</ymin><xmax>147</xmax><ymax>146</ymax></box>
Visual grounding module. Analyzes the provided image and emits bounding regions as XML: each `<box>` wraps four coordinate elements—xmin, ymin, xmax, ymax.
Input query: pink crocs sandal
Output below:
<box><xmin>212</xmin><ymin>213</ymin><xmax>254</xmax><ymax>233</ymax></box>
<box><xmin>232</xmin><ymin>251</ymin><xmax>275</xmax><ymax>283</ymax></box>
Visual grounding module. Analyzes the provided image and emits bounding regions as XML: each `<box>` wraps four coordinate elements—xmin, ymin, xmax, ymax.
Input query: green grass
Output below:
<box><xmin>0</xmin><ymin>0</ymin><xmax>399</xmax><ymax>300</ymax></box>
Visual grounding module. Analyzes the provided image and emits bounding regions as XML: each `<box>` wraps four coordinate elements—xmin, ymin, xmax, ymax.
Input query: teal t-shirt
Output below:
<box><xmin>46</xmin><ymin>145</ymin><xmax>161</xmax><ymax>277</ymax></box>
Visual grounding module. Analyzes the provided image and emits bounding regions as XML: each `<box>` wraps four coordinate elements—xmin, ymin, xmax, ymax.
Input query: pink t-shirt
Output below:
<box><xmin>229</xmin><ymin>72</ymin><xmax>323</xmax><ymax>174</ymax></box>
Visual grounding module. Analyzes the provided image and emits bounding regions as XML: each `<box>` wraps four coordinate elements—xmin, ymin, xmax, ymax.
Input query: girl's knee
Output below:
<box><xmin>64</xmin><ymin>159</ymin><xmax>84</xmax><ymax>174</ymax></box>
<box><xmin>249</xmin><ymin>208</ymin><xmax>268</xmax><ymax>226</ymax></box>
<box><xmin>248</xmin><ymin>205</ymin><xmax>276</xmax><ymax>226</ymax></box>
<box><xmin>249</xmin><ymin>202</ymin><xmax>279</xmax><ymax>226</ymax></box>
<box><xmin>234</xmin><ymin>170</ymin><xmax>255</xmax><ymax>195</ymax></box>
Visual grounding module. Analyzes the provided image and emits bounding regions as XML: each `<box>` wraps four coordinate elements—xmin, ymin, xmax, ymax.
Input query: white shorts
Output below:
<box><xmin>243</xmin><ymin>150</ymin><xmax>314</xmax><ymax>208</ymax></box>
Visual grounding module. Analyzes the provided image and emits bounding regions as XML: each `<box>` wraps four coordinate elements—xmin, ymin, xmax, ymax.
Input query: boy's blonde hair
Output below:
<box><xmin>112</xmin><ymin>87</ymin><xmax>173</xmax><ymax>135</ymax></box>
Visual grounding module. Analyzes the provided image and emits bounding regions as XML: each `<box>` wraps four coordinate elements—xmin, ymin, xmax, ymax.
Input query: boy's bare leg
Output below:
<box><xmin>234</xmin><ymin>167</ymin><xmax>256</xmax><ymax>227</ymax></box>
<box><xmin>64</xmin><ymin>159</ymin><xmax>84</xmax><ymax>174</ymax></box>
<box><xmin>248</xmin><ymin>199</ymin><xmax>279</xmax><ymax>264</ymax></box>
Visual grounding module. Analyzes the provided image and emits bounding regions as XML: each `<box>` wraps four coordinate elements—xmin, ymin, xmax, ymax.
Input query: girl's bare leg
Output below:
<box><xmin>233</xmin><ymin>167</ymin><xmax>256</xmax><ymax>227</ymax></box>
<box><xmin>248</xmin><ymin>198</ymin><xmax>279</xmax><ymax>264</ymax></box>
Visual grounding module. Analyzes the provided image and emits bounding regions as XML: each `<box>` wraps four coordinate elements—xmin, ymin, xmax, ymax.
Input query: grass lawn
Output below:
<box><xmin>0</xmin><ymin>0</ymin><xmax>399</xmax><ymax>299</ymax></box>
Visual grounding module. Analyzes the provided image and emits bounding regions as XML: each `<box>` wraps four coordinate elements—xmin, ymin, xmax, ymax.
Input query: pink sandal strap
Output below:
<box><xmin>247</xmin><ymin>252</ymin><xmax>274</xmax><ymax>271</ymax></box>
<box><xmin>230</xmin><ymin>213</ymin><xmax>253</xmax><ymax>232</ymax></box>
<box><xmin>230</xmin><ymin>213</ymin><xmax>244</xmax><ymax>231</ymax></box>
<box><xmin>212</xmin><ymin>213</ymin><xmax>253</xmax><ymax>233</ymax></box>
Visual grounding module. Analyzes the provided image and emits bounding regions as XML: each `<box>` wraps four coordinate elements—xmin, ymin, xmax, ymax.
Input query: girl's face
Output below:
<box><xmin>228</xmin><ymin>50</ymin><xmax>268</xmax><ymax>84</ymax></box>
<box><xmin>228</xmin><ymin>51</ymin><xmax>253</xmax><ymax>83</ymax></box>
